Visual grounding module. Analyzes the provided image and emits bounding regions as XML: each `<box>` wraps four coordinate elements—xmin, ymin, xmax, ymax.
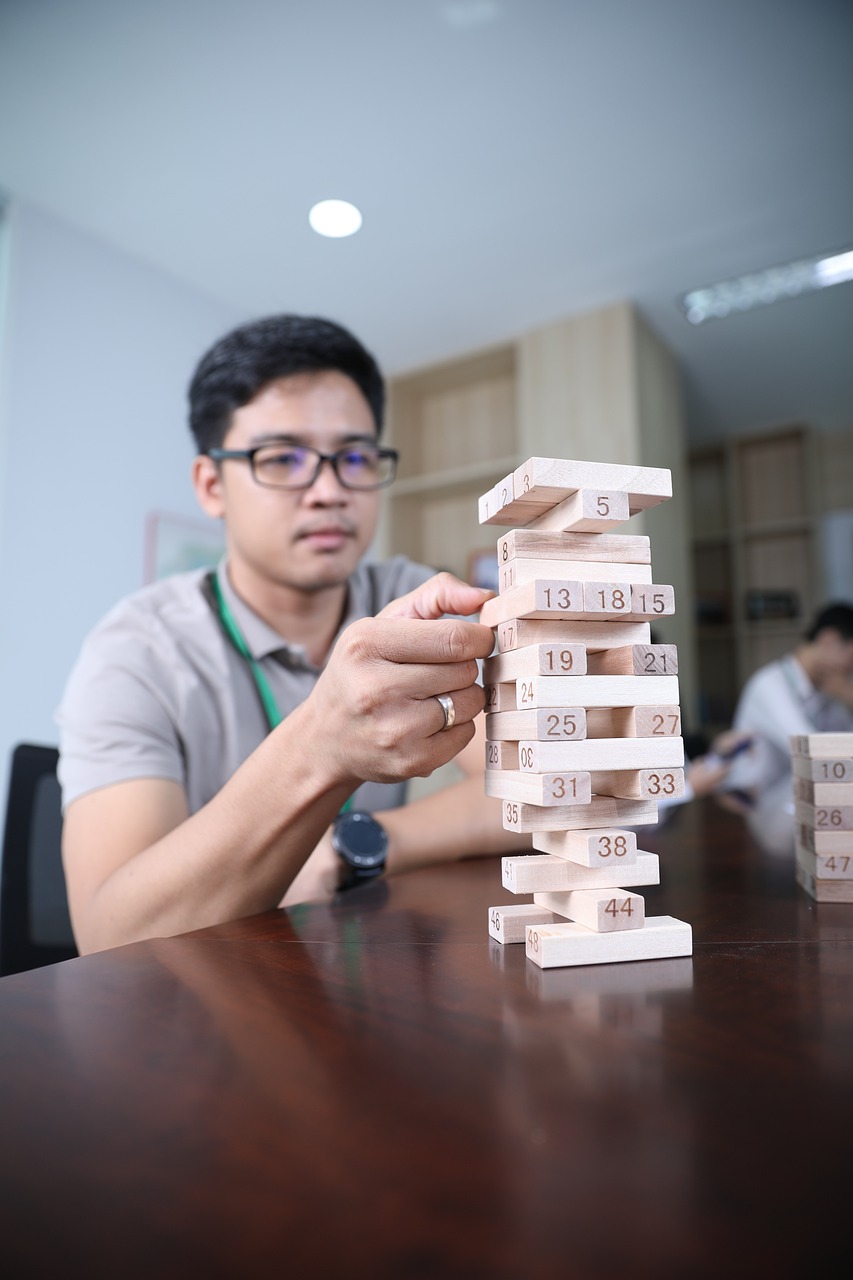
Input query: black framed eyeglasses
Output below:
<box><xmin>207</xmin><ymin>442</ymin><xmax>399</xmax><ymax>491</ymax></box>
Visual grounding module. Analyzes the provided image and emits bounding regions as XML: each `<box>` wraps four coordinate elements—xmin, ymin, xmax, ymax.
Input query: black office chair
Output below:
<box><xmin>0</xmin><ymin>743</ymin><xmax>78</xmax><ymax>976</ymax></box>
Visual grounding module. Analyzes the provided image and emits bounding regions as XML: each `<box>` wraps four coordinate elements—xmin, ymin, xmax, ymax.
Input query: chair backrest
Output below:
<box><xmin>0</xmin><ymin>743</ymin><xmax>77</xmax><ymax>976</ymax></box>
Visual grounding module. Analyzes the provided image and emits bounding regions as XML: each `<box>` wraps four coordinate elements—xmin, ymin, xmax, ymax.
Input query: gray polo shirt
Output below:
<box><xmin>56</xmin><ymin>555</ymin><xmax>435</xmax><ymax>815</ymax></box>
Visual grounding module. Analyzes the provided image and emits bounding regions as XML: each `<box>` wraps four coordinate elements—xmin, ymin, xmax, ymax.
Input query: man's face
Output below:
<box><xmin>198</xmin><ymin>370</ymin><xmax>382</xmax><ymax>596</ymax></box>
<box><xmin>816</xmin><ymin>628</ymin><xmax>853</xmax><ymax>678</ymax></box>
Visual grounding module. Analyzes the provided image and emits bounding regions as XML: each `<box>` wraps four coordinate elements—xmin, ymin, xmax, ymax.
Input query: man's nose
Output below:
<box><xmin>305</xmin><ymin>455</ymin><xmax>347</xmax><ymax>500</ymax></box>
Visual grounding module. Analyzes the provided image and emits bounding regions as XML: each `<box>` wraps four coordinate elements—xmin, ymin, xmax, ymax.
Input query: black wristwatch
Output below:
<box><xmin>332</xmin><ymin>810</ymin><xmax>388</xmax><ymax>891</ymax></box>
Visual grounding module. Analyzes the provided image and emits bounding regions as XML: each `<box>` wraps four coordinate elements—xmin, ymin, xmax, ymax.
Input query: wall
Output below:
<box><xmin>0</xmin><ymin>199</ymin><xmax>242</xmax><ymax>806</ymax></box>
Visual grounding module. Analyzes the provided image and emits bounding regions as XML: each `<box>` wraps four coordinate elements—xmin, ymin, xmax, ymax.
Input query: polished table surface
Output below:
<box><xmin>1</xmin><ymin>798</ymin><xmax>852</xmax><ymax>1278</ymax></box>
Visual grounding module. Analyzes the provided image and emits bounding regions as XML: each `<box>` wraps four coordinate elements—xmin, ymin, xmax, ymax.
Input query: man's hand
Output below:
<box><xmin>302</xmin><ymin>572</ymin><xmax>495</xmax><ymax>789</ymax></box>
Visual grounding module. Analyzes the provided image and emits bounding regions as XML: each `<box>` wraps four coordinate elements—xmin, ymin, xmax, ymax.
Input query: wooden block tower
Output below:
<box><xmin>792</xmin><ymin>732</ymin><xmax>853</xmax><ymax>903</ymax></box>
<box><xmin>479</xmin><ymin>457</ymin><xmax>693</xmax><ymax>969</ymax></box>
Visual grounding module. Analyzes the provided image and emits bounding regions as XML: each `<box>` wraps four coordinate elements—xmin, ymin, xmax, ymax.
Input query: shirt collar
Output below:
<box><xmin>214</xmin><ymin>557</ymin><xmax>373</xmax><ymax>669</ymax></box>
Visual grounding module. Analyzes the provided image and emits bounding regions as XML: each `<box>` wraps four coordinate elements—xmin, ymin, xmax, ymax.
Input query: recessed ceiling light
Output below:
<box><xmin>308</xmin><ymin>199</ymin><xmax>363</xmax><ymax>238</ymax></box>
<box><xmin>680</xmin><ymin>247</ymin><xmax>853</xmax><ymax>325</ymax></box>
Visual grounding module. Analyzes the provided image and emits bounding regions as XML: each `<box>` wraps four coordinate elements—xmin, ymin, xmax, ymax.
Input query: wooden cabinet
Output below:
<box><xmin>688</xmin><ymin>424</ymin><xmax>821</xmax><ymax>731</ymax></box>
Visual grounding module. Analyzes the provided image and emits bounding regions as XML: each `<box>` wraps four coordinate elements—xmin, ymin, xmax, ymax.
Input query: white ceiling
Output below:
<box><xmin>1</xmin><ymin>0</ymin><xmax>851</xmax><ymax>445</ymax></box>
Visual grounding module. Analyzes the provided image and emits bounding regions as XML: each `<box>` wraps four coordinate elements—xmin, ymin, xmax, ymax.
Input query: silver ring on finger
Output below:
<box><xmin>435</xmin><ymin>693</ymin><xmax>456</xmax><ymax>731</ymax></box>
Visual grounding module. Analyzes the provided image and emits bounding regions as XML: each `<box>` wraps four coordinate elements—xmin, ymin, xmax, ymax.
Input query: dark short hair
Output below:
<box><xmin>806</xmin><ymin>602</ymin><xmax>853</xmax><ymax>642</ymax></box>
<box><xmin>188</xmin><ymin>314</ymin><xmax>385</xmax><ymax>452</ymax></box>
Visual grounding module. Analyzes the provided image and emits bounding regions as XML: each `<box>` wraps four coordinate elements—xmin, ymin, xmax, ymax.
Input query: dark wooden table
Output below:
<box><xmin>1</xmin><ymin>798</ymin><xmax>852</xmax><ymax>1278</ymax></box>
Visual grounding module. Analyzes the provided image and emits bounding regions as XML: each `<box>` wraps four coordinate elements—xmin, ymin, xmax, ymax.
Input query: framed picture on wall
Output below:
<box><xmin>143</xmin><ymin>510</ymin><xmax>225</xmax><ymax>584</ymax></box>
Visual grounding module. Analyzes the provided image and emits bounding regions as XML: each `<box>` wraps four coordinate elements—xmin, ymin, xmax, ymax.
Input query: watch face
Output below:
<box><xmin>334</xmin><ymin>811</ymin><xmax>388</xmax><ymax>869</ymax></box>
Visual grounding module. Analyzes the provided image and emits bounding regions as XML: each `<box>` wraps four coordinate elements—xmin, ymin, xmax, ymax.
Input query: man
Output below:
<box><xmin>57</xmin><ymin>314</ymin><xmax>522</xmax><ymax>955</ymax></box>
<box><xmin>723</xmin><ymin>602</ymin><xmax>853</xmax><ymax>843</ymax></box>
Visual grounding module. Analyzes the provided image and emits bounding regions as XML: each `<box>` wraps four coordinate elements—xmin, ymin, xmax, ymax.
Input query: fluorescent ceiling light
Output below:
<box><xmin>308</xmin><ymin>199</ymin><xmax>362</xmax><ymax>238</ymax></box>
<box><xmin>681</xmin><ymin>247</ymin><xmax>853</xmax><ymax>325</ymax></box>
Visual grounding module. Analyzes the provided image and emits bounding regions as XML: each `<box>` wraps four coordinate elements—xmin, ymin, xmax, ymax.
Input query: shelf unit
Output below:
<box><xmin>688</xmin><ymin>424</ymin><xmax>821</xmax><ymax>731</ymax></box>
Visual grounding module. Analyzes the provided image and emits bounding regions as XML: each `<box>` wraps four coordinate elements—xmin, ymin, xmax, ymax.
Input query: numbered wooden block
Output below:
<box><xmin>485</xmin><ymin>740</ymin><xmax>518</xmax><ymax>770</ymax></box>
<box><xmin>484</xmin><ymin>643</ymin><xmax>587</xmax><ymax>684</ymax></box>
<box><xmin>515</xmin><ymin>674</ymin><xmax>680</xmax><ymax>709</ymax></box>
<box><xmin>523</xmin><ymin>487</ymin><xmax>631</xmax><ymax>533</ymax></box>
<box><xmin>502</xmin><ymin>851</ymin><xmax>660</xmax><ymax>895</ymax></box>
<box><xmin>525</xmin><ymin>915</ymin><xmax>692</xmax><ymax>969</ymax></box>
<box><xmin>630</xmin><ymin>584</ymin><xmax>676</xmax><ymax>618</ymax></box>
<box><xmin>486</xmin><ymin>708</ymin><xmax>587</xmax><ymax>742</ymax></box>
<box><xmin>795</xmin><ymin>845</ymin><xmax>853</xmax><ymax>880</ymax></box>
<box><xmin>794</xmin><ymin>801</ymin><xmax>853</xmax><ymax>832</ymax></box>
<box><xmin>517</xmin><ymin>736</ymin><xmax>684</xmax><ymax>772</ymax></box>
<box><xmin>480</xmin><ymin>580</ymin><xmax>675</xmax><ymax>627</ymax></box>
<box><xmin>586</xmin><ymin>644</ymin><xmax>678</xmax><ymax>677</ymax></box>
<box><xmin>793</xmin><ymin>777</ymin><xmax>853</xmax><ymax>806</ymax></box>
<box><xmin>585</xmin><ymin>705</ymin><xmax>682</xmax><ymax>739</ymax></box>
<box><xmin>533</xmin><ymin>827</ymin><xmax>638</xmax><ymax>867</ymax></box>
<box><xmin>485</xmin><ymin>770</ymin><xmax>592</xmax><ymax>807</ymax></box>
<box><xmin>792</xmin><ymin>755</ymin><xmax>853</xmax><ymax>783</ymax></box>
<box><xmin>500</xmin><ymin>795</ymin><xmax>659</xmax><ymax>833</ymax></box>
<box><xmin>495</xmin><ymin>618</ymin><xmax>653</xmax><ymax>653</ymax></box>
<box><xmin>511</xmin><ymin>457</ymin><xmax>672</xmax><ymax>514</ymax></box>
<box><xmin>582</xmin><ymin>581</ymin><xmax>634</xmax><ymax>615</ymax></box>
<box><xmin>534</xmin><ymin>887</ymin><xmax>645</xmax><ymax>932</ymax></box>
<box><xmin>488</xmin><ymin>903</ymin><xmax>558</xmax><ymax>945</ymax></box>
<box><xmin>796</xmin><ymin>861</ymin><xmax>853</xmax><ymax>904</ymax></box>
<box><xmin>590</xmin><ymin>767</ymin><xmax>685</xmax><ymax>801</ymax></box>
<box><xmin>790</xmin><ymin>733</ymin><xmax>853</xmax><ymax>758</ymax></box>
<box><xmin>498</xmin><ymin>529</ymin><xmax>651</xmax><ymax>565</ymax></box>
<box><xmin>484</xmin><ymin>682</ymin><xmax>517</xmax><ymax>714</ymax></box>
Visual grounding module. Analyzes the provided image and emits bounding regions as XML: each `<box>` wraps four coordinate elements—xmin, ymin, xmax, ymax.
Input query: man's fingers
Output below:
<box><xmin>343</xmin><ymin>614</ymin><xmax>494</xmax><ymax>665</ymax></box>
<box><xmin>379</xmin><ymin>571</ymin><xmax>494</xmax><ymax>623</ymax></box>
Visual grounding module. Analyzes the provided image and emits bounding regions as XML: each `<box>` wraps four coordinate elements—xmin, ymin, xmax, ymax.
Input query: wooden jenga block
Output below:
<box><xmin>512</xmin><ymin>458</ymin><xmax>672</xmax><ymax>514</ymax></box>
<box><xmin>479</xmin><ymin>580</ymin><xmax>674</xmax><ymax>626</ymax></box>
<box><xmin>586</xmin><ymin>644</ymin><xmax>678</xmax><ymax>676</ymax></box>
<box><xmin>795</xmin><ymin>845</ymin><xmax>853</xmax><ymax>880</ymax></box>
<box><xmin>483</xmin><ymin>643</ymin><xmax>587</xmax><ymax>683</ymax></box>
<box><xmin>793</xmin><ymin>777</ymin><xmax>853</xmax><ymax>806</ymax></box>
<box><xmin>525</xmin><ymin>916</ymin><xmax>692</xmax><ymax>969</ymax></box>
<box><xmin>501</xmin><ymin>795</ymin><xmax>659</xmax><ymax>833</ymax></box>
<box><xmin>533</xmin><ymin>827</ymin><xmax>638</xmax><ymax>867</ymax></box>
<box><xmin>796</xmin><ymin>861</ymin><xmax>853</xmax><ymax>903</ymax></box>
<box><xmin>585</xmin><ymin>705</ymin><xmax>682</xmax><ymax>738</ymax></box>
<box><xmin>630</xmin><ymin>584</ymin><xmax>676</xmax><ymax>618</ymax></box>
<box><xmin>498</xmin><ymin>529</ymin><xmax>651</xmax><ymax>565</ymax></box>
<box><xmin>495</xmin><ymin>618</ymin><xmax>652</xmax><ymax>653</ymax></box>
<box><xmin>794</xmin><ymin>801</ymin><xmax>853</xmax><ymax>832</ymax></box>
<box><xmin>502</xmin><ymin>851</ymin><xmax>660</xmax><ymax>894</ymax></box>
<box><xmin>485</xmin><ymin>770</ymin><xmax>592</xmax><ymax>807</ymax></box>
<box><xmin>485</xmin><ymin>708</ymin><xmax>587</xmax><ymax>742</ymax></box>
<box><xmin>515</xmin><ymin>674</ymin><xmax>680</xmax><ymax>709</ymax></box>
<box><xmin>796</xmin><ymin>822</ymin><xmax>853</xmax><ymax>854</ymax></box>
<box><xmin>523</xmin><ymin>487</ymin><xmax>631</xmax><ymax>533</ymax></box>
<box><xmin>485</xmin><ymin>740</ymin><xmax>518</xmax><ymax>770</ymax></box>
<box><xmin>792</xmin><ymin>755</ymin><xmax>853</xmax><ymax>783</ymax></box>
<box><xmin>488</xmin><ymin>903</ymin><xmax>558</xmax><ymax>945</ymax></box>
<box><xmin>790</xmin><ymin>733</ymin><xmax>853</xmax><ymax>758</ymax></box>
<box><xmin>534</xmin><ymin>887</ymin><xmax>645</xmax><ymax>931</ymax></box>
<box><xmin>590</xmin><ymin>767</ymin><xmax>685</xmax><ymax>801</ymax></box>
<box><xmin>500</xmin><ymin>558</ymin><xmax>652</xmax><ymax>592</ymax></box>
<box><xmin>484</xmin><ymin>682</ymin><xmax>516</xmax><ymax>713</ymax></box>
<box><xmin>517</xmin><ymin>736</ymin><xmax>684</xmax><ymax>772</ymax></box>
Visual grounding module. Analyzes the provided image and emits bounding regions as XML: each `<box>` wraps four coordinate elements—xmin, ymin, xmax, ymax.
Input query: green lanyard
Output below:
<box><xmin>211</xmin><ymin>573</ymin><xmax>283</xmax><ymax>730</ymax></box>
<box><xmin>210</xmin><ymin>571</ymin><xmax>353</xmax><ymax>812</ymax></box>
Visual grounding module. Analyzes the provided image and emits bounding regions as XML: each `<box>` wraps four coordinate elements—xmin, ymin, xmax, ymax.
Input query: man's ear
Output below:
<box><xmin>192</xmin><ymin>454</ymin><xmax>226</xmax><ymax>518</ymax></box>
